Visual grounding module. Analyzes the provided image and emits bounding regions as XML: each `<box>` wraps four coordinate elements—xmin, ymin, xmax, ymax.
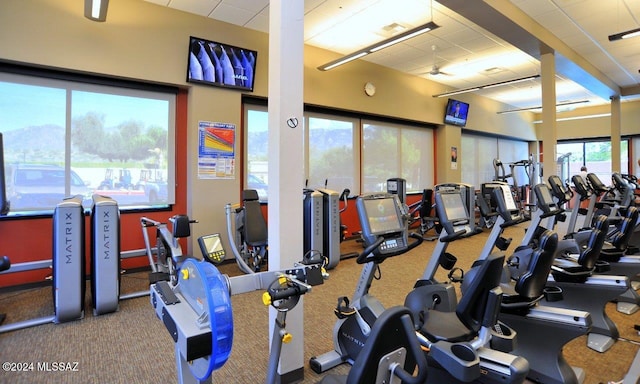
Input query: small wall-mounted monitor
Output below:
<box><xmin>187</xmin><ymin>36</ymin><xmax>257</xmax><ymax>92</ymax></box>
<box><xmin>443</xmin><ymin>99</ymin><xmax>469</xmax><ymax>127</ymax></box>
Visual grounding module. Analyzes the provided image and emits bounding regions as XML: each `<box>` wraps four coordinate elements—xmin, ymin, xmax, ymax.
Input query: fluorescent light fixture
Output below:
<box><xmin>318</xmin><ymin>21</ymin><xmax>439</xmax><ymax>71</ymax></box>
<box><xmin>433</xmin><ymin>75</ymin><xmax>540</xmax><ymax>97</ymax></box>
<box><xmin>497</xmin><ymin>100</ymin><xmax>589</xmax><ymax>114</ymax></box>
<box><xmin>84</xmin><ymin>0</ymin><xmax>109</xmax><ymax>22</ymax></box>
<box><xmin>436</xmin><ymin>88</ymin><xmax>480</xmax><ymax>97</ymax></box>
<box><xmin>532</xmin><ymin>113</ymin><xmax>611</xmax><ymax>124</ymax></box>
<box><xmin>321</xmin><ymin>52</ymin><xmax>368</xmax><ymax>71</ymax></box>
<box><xmin>608</xmin><ymin>27</ymin><xmax>640</xmax><ymax>41</ymax></box>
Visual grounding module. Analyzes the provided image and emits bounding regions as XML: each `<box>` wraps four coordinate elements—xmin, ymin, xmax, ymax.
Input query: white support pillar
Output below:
<box><xmin>540</xmin><ymin>48</ymin><xmax>557</xmax><ymax>179</ymax></box>
<box><xmin>268</xmin><ymin>1</ymin><xmax>305</xmax><ymax>383</ymax></box>
<box><xmin>610</xmin><ymin>96</ymin><xmax>621</xmax><ymax>173</ymax></box>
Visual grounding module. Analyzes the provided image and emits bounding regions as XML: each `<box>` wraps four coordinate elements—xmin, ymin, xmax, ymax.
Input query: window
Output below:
<box><xmin>0</xmin><ymin>69</ymin><xmax>176</xmax><ymax>215</ymax></box>
<box><xmin>557</xmin><ymin>139</ymin><xmax>629</xmax><ymax>184</ymax></box>
<box><xmin>245</xmin><ymin>106</ymin><xmax>269</xmax><ymax>200</ymax></box>
<box><xmin>243</xmin><ymin>104</ymin><xmax>434</xmax><ymax>199</ymax></box>
<box><xmin>306</xmin><ymin>113</ymin><xmax>358</xmax><ymax>192</ymax></box>
<box><xmin>461</xmin><ymin>133</ymin><xmax>531</xmax><ymax>189</ymax></box>
<box><xmin>361</xmin><ymin>121</ymin><xmax>433</xmax><ymax>194</ymax></box>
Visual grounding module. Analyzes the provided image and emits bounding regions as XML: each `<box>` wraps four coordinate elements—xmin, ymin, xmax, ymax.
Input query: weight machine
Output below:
<box><xmin>493</xmin><ymin>155</ymin><xmax>539</xmax><ymax>216</ymax></box>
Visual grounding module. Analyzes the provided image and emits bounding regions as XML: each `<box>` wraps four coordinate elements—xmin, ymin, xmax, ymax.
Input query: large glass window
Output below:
<box><xmin>306</xmin><ymin>114</ymin><xmax>357</xmax><ymax>193</ymax></box>
<box><xmin>461</xmin><ymin>133</ymin><xmax>531</xmax><ymax>189</ymax></box>
<box><xmin>1</xmin><ymin>70</ymin><xmax>176</xmax><ymax>215</ymax></box>
<box><xmin>245</xmin><ymin>106</ymin><xmax>269</xmax><ymax>200</ymax></box>
<box><xmin>557</xmin><ymin>139</ymin><xmax>629</xmax><ymax>184</ymax></box>
<box><xmin>244</xmin><ymin>104</ymin><xmax>434</xmax><ymax>199</ymax></box>
<box><xmin>361</xmin><ymin>120</ymin><xmax>433</xmax><ymax>194</ymax></box>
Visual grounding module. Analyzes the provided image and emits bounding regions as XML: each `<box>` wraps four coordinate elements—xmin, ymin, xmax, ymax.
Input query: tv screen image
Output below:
<box><xmin>187</xmin><ymin>36</ymin><xmax>257</xmax><ymax>92</ymax></box>
<box><xmin>444</xmin><ymin>99</ymin><xmax>469</xmax><ymax>127</ymax></box>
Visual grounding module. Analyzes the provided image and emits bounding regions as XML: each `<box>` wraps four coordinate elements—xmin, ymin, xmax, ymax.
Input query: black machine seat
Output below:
<box><xmin>599</xmin><ymin>206</ymin><xmax>638</xmax><ymax>262</ymax></box>
<box><xmin>552</xmin><ymin>215</ymin><xmax>609</xmax><ymax>283</ymax></box>
<box><xmin>407</xmin><ymin>254</ymin><xmax>505</xmax><ymax>343</ymax></box>
<box><xmin>501</xmin><ymin>230</ymin><xmax>558</xmax><ymax>310</ymax></box>
<box><xmin>320</xmin><ymin>306</ymin><xmax>428</xmax><ymax>384</ymax></box>
<box><xmin>240</xmin><ymin>189</ymin><xmax>268</xmax><ymax>246</ymax></box>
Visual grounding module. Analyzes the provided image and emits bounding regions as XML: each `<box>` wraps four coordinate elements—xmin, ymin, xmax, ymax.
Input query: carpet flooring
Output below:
<box><xmin>0</xmin><ymin>222</ymin><xmax>639</xmax><ymax>384</ymax></box>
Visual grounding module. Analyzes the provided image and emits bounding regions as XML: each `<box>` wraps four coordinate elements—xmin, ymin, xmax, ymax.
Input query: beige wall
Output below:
<box><xmin>0</xmin><ymin>0</ymin><xmax>567</xmax><ymax>250</ymax></box>
<box><xmin>534</xmin><ymin>100</ymin><xmax>640</xmax><ymax>140</ymax></box>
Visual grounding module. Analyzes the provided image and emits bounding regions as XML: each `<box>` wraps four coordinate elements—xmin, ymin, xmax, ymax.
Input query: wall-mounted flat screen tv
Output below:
<box><xmin>443</xmin><ymin>99</ymin><xmax>469</xmax><ymax>127</ymax></box>
<box><xmin>187</xmin><ymin>36</ymin><xmax>257</xmax><ymax>92</ymax></box>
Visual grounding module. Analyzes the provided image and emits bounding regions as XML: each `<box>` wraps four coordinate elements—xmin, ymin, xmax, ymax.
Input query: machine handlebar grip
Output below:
<box><xmin>356</xmin><ymin>237</ymin><xmax>386</xmax><ymax>264</ymax></box>
<box><xmin>267</xmin><ymin>282</ymin><xmax>310</xmax><ymax>303</ymax></box>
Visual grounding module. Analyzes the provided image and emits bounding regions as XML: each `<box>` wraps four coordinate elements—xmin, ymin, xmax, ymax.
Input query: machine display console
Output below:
<box><xmin>435</xmin><ymin>189</ymin><xmax>472</xmax><ymax>235</ymax></box>
<box><xmin>357</xmin><ymin>194</ymin><xmax>408</xmax><ymax>255</ymax></box>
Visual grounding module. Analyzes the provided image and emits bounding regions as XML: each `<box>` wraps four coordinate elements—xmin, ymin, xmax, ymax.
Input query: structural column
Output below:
<box><xmin>267</xmin><ymin>0</ymin><xmax>305</xmax><ymax>383</ymax></box>
<box><xmin>540</xmin><ymin>47</ymin><xmax>557</xmax><ymax>179</ymax></box>
<box><xmin>610</xmin><ymin>96</ymin><xmax>621</xmax><ymax>173</ymax></box>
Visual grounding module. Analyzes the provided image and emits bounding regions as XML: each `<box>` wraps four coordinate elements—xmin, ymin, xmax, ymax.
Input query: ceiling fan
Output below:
<box><xmin>427</xmin><ymin>45</ymin><xmax>452</xmax><ymax>77</ymax></box>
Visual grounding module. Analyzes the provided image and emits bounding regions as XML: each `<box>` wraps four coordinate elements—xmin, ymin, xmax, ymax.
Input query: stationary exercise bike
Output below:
<box><xmin>309</xmin><ymin>193</ymin><xmax>426</xmax><ymax>374</ymax></box>
<box><xmin>311</xmin><ymin>193</ymin><xmax>524</xmax><ymax>383</ymax></box>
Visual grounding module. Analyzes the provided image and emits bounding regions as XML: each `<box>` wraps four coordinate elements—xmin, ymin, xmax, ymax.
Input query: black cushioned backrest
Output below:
<box><xmin>515</xmin><ymin>230</ymin><xmax>557</xmax><ymax>299</ymax></box>
<box><xmin>548</xmin><ymin>175</ymin><xmax>572</xmax><ymax>203</ymax></box>
<box><xmin>587</xmin><ymin>173</ymin><xmax>608</xmax><ymax>195</ymax></box>
<box><xmin>609</xmin><ymin>206</ymin><xmax>638</xmax><ymax>251</ymax></box>
<box><xmin>456</xmin><ymin>254</ymin><xmax>505</xmax><ymax>333</ymax></box>
<box><xmin>577</xmin><ymin>215</ymin><xmax>608</xmax><ymax>268</ymax></box>
<box><xmin>242</xmin><ymin>189</ymin><xmax>268</xmax><ymax>246</ymax></box>
<box><xmin>419</xmin><ymin>189</ymin><xmax>433</xmax><ymax>218</ymax></box>
<box><xmin>572</xmin><ymin>174</ymin><xmax>591</xmax><ymax>200</ymax></box>
<box><xmin>347</xmin><ymin>306</ymin><xmax>427</xmax><ymax>384</ymax></box>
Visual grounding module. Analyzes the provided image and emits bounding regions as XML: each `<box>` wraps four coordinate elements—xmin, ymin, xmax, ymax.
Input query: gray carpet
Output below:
<box><xmin>0</xmin><ymin>223</ymin><xmax>639</xmax><ymax>384</ymax></box>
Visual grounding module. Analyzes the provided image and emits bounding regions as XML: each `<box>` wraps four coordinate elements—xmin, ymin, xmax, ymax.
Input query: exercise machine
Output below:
<box><xmin>337</xmin><ymin>188</ymin><xmax>360</xmax><ymax>260</ymax></box>
<box><xmin>309</xmin><ymin>193</ymin><xmax>427</xmax><ymax>374</ymax></box>
<box><xmin>406</xmin><ymin>184</ymin><xmax>530</xmax><ymax>383</ymax></box>
<box><xmin>550</xmin><ymin>175</ymin><xmax>640</xmax><ymax>316</ymax></box>
<box><xmin>91</xmin><ymin>194</ymin><xmax>121</xmax><ymax>315</ymax></box>
<box><xmin>318</xmin><ymin>306</ymin><xmax>430</xmax><ymax>384</ymax></box>
<box><xmin>225</xmin><ymin>189</ymin><xmax>269</xmax><ymax>274</ymax></box>
<box><xmin>549</xmin><ymin>175</ymin><xmax>640</xmax><ymax>315</ymax></box>
<box><xmin>310</xmin><ymin>184</ymin><xmax>342</xmax><ymax>269</ymax></box>
<box><xmin>387</xmin><ymin>178</ymin><xmax>440</xmax><ymax>240</ymax></box>
<box><xmin>493</xmin><ymin>156</ymin><xmax>537</xmax><ymax>216</ymax></box>
<box><xmin>312</xmin><ymin>192</ymin><xmax>527</xmax><ymax>383</ymax></box>
<box><xmin>150</xmin><ymin>228</ymin><xmax>324</xmax><ymax>384</ymax></box>
<box><xmin>506</xmin><ymin>181</ymin><xmax>630</xmax><ymax>353</ymax></box>
<box><xmin>485</xmin><ymin>183</ymin><xmax>595</xmax><ymax>384</ymax></box>
<box><xmin>141</xmin><ymin>214</ymin><xmax>198</xmax><ymax>287</ymax></box>
<box><xmin>0</xmin><ymin>195</ymin><xmax>85</xmax><ymax>334</ymax></box>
